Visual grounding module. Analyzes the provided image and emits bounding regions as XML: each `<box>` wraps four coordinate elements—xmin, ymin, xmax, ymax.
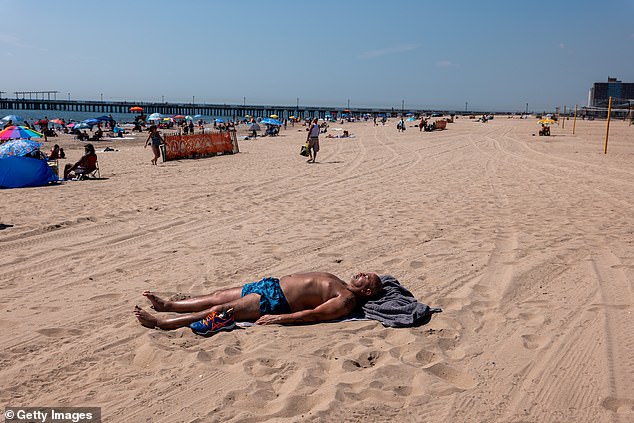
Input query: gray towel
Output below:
<box><xmin>357</xmin><ymin>275</ymin><xmax>442</xmax><ymax>327</ymax></box>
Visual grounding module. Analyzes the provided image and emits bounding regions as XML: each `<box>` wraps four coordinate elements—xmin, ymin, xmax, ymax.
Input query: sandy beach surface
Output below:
<box><xmin>1</xmin><ymin>117</ymin><xmax>633</xmax><ymax>422</ymax></box>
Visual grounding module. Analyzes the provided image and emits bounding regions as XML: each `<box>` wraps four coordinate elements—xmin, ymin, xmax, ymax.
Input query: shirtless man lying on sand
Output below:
<box><xmin>134</xmin><ymin>272</ymin><xmax>383</xmax><ymax>336</ymax></box>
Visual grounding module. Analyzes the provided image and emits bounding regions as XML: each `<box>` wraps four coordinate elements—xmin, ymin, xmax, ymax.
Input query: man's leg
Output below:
<box><xmin>143</xmin><ymin>287</ymin><xmax>243</xmax><ymax>312</ymax></box>
<box><xmin>134</xmin><ymin>293</ymin><xmax>262</xmax><ymax>330</ymax></box>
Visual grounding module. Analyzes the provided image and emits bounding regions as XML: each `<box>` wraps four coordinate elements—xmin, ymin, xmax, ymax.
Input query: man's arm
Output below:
<box><xmin>256</xmin><ymin>295</ymin><xmax>355</xmax><ymax>325</ymax></box>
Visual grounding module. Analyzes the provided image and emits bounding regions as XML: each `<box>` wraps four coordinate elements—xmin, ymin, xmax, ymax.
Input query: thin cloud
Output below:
<box><xmin>436</xmin><ymin>60</ymin><xmax>457</xmax><ymax>68</ymax></box>
<box><xmin>358</xmin><ymin>44</ymin><xmax>419</xmax><ymax>59</ymax></box>
<box><xmin>559</xmin><ymin>43</ymin><xmax>565</xmax><ymax>49</ymax></box>
<box><xmin>0</xmin><ymin>33</ymin><xmax>29</xmax><ymax>49</ymax></box>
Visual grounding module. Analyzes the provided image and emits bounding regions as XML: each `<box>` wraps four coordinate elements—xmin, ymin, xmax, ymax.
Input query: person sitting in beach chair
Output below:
<box><xmin>75</xmin><ymin>130</ymin><xmax>90</xmax><ymax>141</ymax></box>
<box><xmin>64</xmin><ymin>143</ymin><xmax>99</xmax><ymax>180</ymax></box>
<box><xmin>539</xmin><ymin>124</ymin><xmax>550</xmax><ymax>136</ymax></box>
<box><xmin>89</xmin><ymin>128</ymin><xmax>103</xmax><ymax>141</ymax></box>
<box><xmin>264</xmin><ymin>125</ymin><xmax>279</xmax><ymax>137</ymax></box>
<box><xmin>48</xmin><ymin>144</ymin><xmax>60</xmax><ymax>160</ymax></box>
<box><xmin>134</xmin><ymin>272</ymin><xmax>383</xmax><ymax>336</ymax></box>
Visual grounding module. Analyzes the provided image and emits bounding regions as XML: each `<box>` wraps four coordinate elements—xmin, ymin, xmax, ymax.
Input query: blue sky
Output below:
<box><xmin>2</xmin><ymin>0</ymin><xmax>633</xmax><ymax>111</ymax></box>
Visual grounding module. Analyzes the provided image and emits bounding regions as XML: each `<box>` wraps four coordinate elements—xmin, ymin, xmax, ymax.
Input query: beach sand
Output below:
<box><xmin>1</xmin><ymin>117</ymin><xmax>633</xmax><ymax>422</ymax></box>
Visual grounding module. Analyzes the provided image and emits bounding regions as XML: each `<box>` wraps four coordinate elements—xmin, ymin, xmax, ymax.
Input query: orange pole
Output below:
<box><xmin>572</xmin><ymin>105</ymin><xmax>577</xmax><ymax>135</ymax></box>
<box><xmin>604</xmin><ymin>96</ymin><xmax>612</xmax><ymax>155</ymax></box>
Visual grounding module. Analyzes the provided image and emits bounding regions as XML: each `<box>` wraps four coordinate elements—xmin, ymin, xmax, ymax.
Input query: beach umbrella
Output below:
<box><xmin>0</xmin><ymin>139</ymin><xmax>43</xmax><ymax>158</ymax></box>
<box><xmin>82</xmin><ymin>118</ymin><xmax>100</xmax><ymax>126</ymax></box>
<box><xmin>215</xmin><ymin>118</ymin><xmax>225</xmax><ymax>123</ymax></box>
<box><xmin>35</xmin><ymin>119</ymin><xmax>49</xmax><ymax>125</ymax></box>
<box><xmin>147</xmin><ymin>112</ymin><xmax>162</xmax><ymax>121</ymax></box>
<box><xmin>269</xmin><ymin>114</ymin><xmax>279</xmax><ymax>119</ymax></box>
<box><xmin>185</xmin><ymin>116</ymin><xmax>193</xmax><ymax>121</ymax></box>
<box><xmin>1</xmin><ymin>115</ymin><xmax>23</xmax><ymax>124</ymax></box>
<box><xmin>50</xmin><ymin>119</ymin><xmax>64</xmax><ymax>125</ymax></box>
<box><xmin>0</xmin><ymin>126</ymin><xmax>43</xmax><ymax>141</ymax></box>
<box><xmin>538</xmin><ymin>119</ymin><xmax>556</xmax><ymax>125</ymax></box>
<box><xmin>130</xmin><ymin>106</ymin><xmax>143</xmax><ymax>112</ymax></box>
<box><xmin>174</xmin><ymin>115</ymin><xmax>186</xmax><ymax>119</ymax></box>
<box><xmin>73</xmin><ymin>122</ymin><xmax>92</xmax><ymax>130</ymax></box>
<box><xmin>260</xmin><ymin>118</ymin><xmax>282</xmax><ymax>126</ymax></box>
<box><xmin>95</xmin><ymin>115</ymin><xmax>114</xmax><ymax>122</ymax></box>
<box><xmin>193</xmin><ymin>114</ymin><xmax>203</xmax><ymax>119</ymax></box>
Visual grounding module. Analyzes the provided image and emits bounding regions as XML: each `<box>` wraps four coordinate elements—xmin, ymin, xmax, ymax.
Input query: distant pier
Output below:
<box><xmin>0</xmin><ymin>97</ymin><xmax>413</xmax><ymax>119</ymax></box>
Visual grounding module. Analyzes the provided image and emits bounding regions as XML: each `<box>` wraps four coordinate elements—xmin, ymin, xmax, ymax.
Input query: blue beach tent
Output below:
<box><xmin>0</xmin><ymin>157</ymin><xmax>58</xmax><ymax>188</ymax></box>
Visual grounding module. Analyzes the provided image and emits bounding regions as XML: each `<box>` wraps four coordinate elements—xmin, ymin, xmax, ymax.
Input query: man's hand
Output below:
<box><xmin>255</xmin><ymin>314</ymin><xmax>283</xmax><ymax>325</ymax></box>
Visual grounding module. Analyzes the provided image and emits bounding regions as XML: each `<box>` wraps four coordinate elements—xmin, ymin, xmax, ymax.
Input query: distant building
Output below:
<box><xmin>589</xmin><ymin>77</ymin><xmax>634</xmax><ymax>107</ymax></box>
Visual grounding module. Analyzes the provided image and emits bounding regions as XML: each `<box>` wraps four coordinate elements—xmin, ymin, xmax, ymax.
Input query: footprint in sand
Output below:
<box><xmin>602</xmin><ymin>396</ymin><xmax>634</xmax><ymax>414</ymax></box>
<box><xmin>382</xmin><ymin>258</ymin><xmax>401</xmax><ymax>266</ymax></box>
<box><xmin>409</xmin><ymin>260</ymin><xmax>424</xmax><ymax>269</ymax></box>
<box><xmin>518</xmin><ymin>311</ymin><xmax>545</xmax><ymax>326</ymax></box>
<box><xmin>341</xmin><ymin>351</ymin><xmax>383</xmax><ymax>371</ymax></box>
<box><xmin>520</xmin><ymin>334</ymin><xmax>549</xmax><ymax>349</ymax></box>
<box><xmin>36</xmin><ymin>328</ymin><xmax>84</xmax><ymax>337</ymax></box>
<box><xmin>423</xmin><ymin>362</ymin><xmax>476</xmax><ymax>390</ymax></box>
<box><xmin>89</xmin><ymin>293</ymin><xmax>122</xmax><ymax>301</ymax></box>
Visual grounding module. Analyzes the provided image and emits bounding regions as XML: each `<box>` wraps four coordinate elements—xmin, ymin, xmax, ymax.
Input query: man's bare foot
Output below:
<box><xmin>134</xmin><ymin>305</ymin><xmax>161</xmax><ymax>329</ymax></box>
<box><xmin>143</xmin><ymin>291</ymin><xmax>171</xmax><ymax>312</ymax></box>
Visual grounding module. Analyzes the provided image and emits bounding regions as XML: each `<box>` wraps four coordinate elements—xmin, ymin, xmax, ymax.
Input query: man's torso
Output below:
<box><xmin>279</xmin><ymin>272</ymin><xmax>354</xmax><ymax>312</ymax></box>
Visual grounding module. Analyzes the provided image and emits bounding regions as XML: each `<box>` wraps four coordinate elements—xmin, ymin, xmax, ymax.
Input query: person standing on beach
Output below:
<box><xmin>145</xmin><ymin>125</ymin><xmax>163</xmax><ymax>165</ymax></box>
<box><xmin>306</xmin><ymin>118</ymin><xmax>320</xmax><ymax>163</ymax></box>
<box><xmin>40</xmin><ymin>117</ymin><xmax>49</xmax><ymax>141</ymax></box>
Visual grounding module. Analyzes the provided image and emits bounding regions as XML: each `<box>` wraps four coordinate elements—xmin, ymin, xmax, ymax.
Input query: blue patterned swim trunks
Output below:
<box><xmin>241</xmin><ymin>277</ymin><xmax>291</xmax><ymax>315</ymax></box>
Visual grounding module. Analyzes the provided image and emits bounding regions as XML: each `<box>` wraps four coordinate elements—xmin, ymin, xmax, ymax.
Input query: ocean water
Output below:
<box><xmin>0</xmin><ymin>109</ymin><xmax>233</xmax><ymax>125</ymax></box>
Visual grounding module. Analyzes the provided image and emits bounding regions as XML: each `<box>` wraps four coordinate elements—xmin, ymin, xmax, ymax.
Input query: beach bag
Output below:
<box><xmin>300</xmin><ymin>143</ymin><xmax>309</xmax><ymax>157</ymax></box>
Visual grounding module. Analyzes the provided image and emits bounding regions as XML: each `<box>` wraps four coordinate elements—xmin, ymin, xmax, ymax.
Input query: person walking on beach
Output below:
<box><xmin>145</xmin><ymin>125</ymin><xmax>163</xmax><ymax>165</ymax></box>
<box><xmin>133</xmin><ymin>271</ymin><xmax>383</xmax><ymax>335</ymax></box>
<box><xmin>306</xmin><ymin>118</ymin><xmax>320</xmax><ymax>163</ymax></box>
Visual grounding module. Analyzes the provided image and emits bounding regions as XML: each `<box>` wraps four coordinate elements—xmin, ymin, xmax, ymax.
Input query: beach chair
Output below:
<box><xmin>76</xmin><ymin>156</ymin><xmax>100</xmax><ymax>180</ymax></box>
<box><xmin>47</xmin><ymin>159</ymin><xmax>59</xmax><ymax>178</ymax></box>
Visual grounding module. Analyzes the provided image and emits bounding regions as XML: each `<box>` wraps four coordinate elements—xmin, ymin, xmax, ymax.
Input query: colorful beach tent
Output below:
<box><xmin>0</xmin><ymin>156</ymin><xmax>58</xmax><ymax>188</ymax></box>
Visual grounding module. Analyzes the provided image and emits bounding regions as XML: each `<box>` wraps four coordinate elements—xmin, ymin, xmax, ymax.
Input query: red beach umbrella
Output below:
<box><xmin>130</xmin><ymin>106</ymin><xmax>144</xmax><ymax>112</ymax></box>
